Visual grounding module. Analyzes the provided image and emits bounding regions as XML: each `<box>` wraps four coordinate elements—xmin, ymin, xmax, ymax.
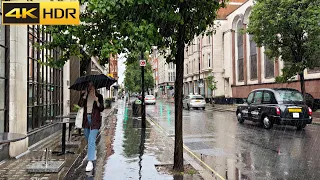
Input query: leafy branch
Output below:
<box><xmin>206</xmin><ymin>75</ymin><xmax>217</xmax><ymax>91</ymax></box>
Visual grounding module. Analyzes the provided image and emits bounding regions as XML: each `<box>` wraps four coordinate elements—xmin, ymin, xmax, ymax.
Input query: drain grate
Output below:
<box><xmin>184</xmin><ymin>141</ymin><xmax>211</xmax><ymax>150</ymax></box>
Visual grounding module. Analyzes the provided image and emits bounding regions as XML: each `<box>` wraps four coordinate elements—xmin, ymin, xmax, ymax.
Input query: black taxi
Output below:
<box><xmin>236</xmin><ymin>88</ymin><xmax>312</xmax><ymax>130</ymax></box>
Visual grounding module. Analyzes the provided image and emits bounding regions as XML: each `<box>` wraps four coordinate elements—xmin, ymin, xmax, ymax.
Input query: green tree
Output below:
<box><xmin>206</xmin><ymin>75</ymin><xmax>217</xmax><ymax>96</ymax></box>
<box><xmin>124</xmin><ymin>60</ymin><xmax>154</xmax><ymax>94</ymax></box>
<box><xmin>247</xmin><ymin>0</ymin><xmax>320</xmax><ymax>98</ymax></box>
<box><xmin>147</xmin><ymin>1</ymin><xmax>225</xmax><ymax>171</ymax></box>
<box><xmin>41</xmin><ymin>0</ymin><xmax>225</xmax><ymax>172</ymax></box>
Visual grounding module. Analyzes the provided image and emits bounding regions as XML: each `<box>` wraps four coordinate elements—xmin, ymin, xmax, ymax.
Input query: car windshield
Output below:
<box><xmin>146</xmin><ymin>95</ymin><xmax>154</xmax><ymax>98</ymax></box>
<box><xmin>277</xmin><ymin>90</ymin><xmax>304</xmax><ymax>102</ymax></box>
<box><xmin>191</xmin><ymin>95</ymin><xmax>204</xmax><ymax>100</ymax></box>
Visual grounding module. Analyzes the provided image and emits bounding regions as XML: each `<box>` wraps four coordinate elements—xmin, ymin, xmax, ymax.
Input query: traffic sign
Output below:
<box><xmin>140</xmin><ymin>60</ymin><xmax>146</xmax><ymax>66</ymax></box>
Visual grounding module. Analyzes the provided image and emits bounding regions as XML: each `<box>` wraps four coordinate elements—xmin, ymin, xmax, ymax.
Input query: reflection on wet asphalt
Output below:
<box><xmin>147</xmin><ymin>101</ymin><xmax>320</xmax><ymax>180</ymax></box>
<box><xmin>103</xmin><ymin>101</ymin><xmax>175</xmax><ymax>180</ymax></box>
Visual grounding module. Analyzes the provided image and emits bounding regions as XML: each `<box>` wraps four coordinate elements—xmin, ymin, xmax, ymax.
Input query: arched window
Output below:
<box><xmin>237</xmin><ymin>21</ymin><xmax>244</xmax><ymax>81</ymax></box>
<box><xmin>265</xmin><ymin>53</ymin><xmax>274</xmax><ymax>78</ymax></box>
<box><xmin>249</xmin><ymin>35</ymin><xmax>257</xmax><ymax>79</ymax></box>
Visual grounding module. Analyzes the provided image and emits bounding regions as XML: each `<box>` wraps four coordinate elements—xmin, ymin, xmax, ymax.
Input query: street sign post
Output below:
<box><xmin>140</xmin><ymin>60</ymin><xmax>146</xmax><ymax>66</ymax></box>
<box><xmin>140</xmin><ymin>56</ymin><xmax>146</xmax><ymax>128</ymax></box>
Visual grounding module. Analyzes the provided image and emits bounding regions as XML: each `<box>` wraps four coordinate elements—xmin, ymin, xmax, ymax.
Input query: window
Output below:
<box><xmin>191</xmin><ymin>40</ymin><xmax>194</xmax><ymax>53</ymax></box>
<box><xmin>186</xmin><ymin>64</ymin><xmax>188</xmax><ymax>74</ymax></box>
<box><xmin>247</xmin><ymin>92</ymin><xmax>254</xmax><ymax>104</ymax></box>
<box><xmin>198</xmin><ymin>58</ymin><xmax>200</xmax><ymax>72</ymax></box>
<box><xmin>191</xmin><ymin>95</ymin><xmax>204</xmax><ymax>100</ymax></box>
<box><xmin>208</xmin><ymin>53</ymin><xmax>211</xmax><ymax>68</ymax></box>
<box><xmin>208</xmin><ymin>35</ymin><xmax>211</xmax><ymax>44</ymax></box>
<box><xmin>27</xmin><ymin>25</ymin><xmax>63</xmax><ymax>132</ymax></box>
<box><xmin>249</xmin><ymin>35</ymin><xmax>257</xmax><ymax>80</ymax></box>
<box><xmin>0</xmin><ymin>20</ymin><xmax>9</xmax><ymax>133</ymax></box>
<box><xmin>193</xmin><ymin>59</ymin><xmax>195</xmax><ymax>73</ymax></box>
<box><xmin>237</xmin><ymin>21</ymin><xmax>244</xmax><ymax>81</ymax></box>
<box><xmin>277</xmin><ymin>90</ymin><xmax>304</xmax><ymax>102</ymax></box>
<box><xmin>253</xmin><ymin>91</ymin><xmax>263</xmax><ymax>104</ymax></box>
<box><xmin>203</xmin><ymin>54</ymin><xmax>205</xmax><ymax>67</ymax></box>
<box><xmin>263</xmin><ymin>91</ymin><xmax>274</xmax><ymax>104</ymax></box>
<box><xmin>308</xmin><ymin>66</ymin><xmax>320</xmax><ymax>74</ymax></box>
<box><xmin>198</xmin><ymin>38</ymin><xmax>200</xmax><ymax>51</ymax></box>
<box><xmin>264</xmin><ymin>53</ymin><xmax>274</xmax><ymax>78</ymax></box>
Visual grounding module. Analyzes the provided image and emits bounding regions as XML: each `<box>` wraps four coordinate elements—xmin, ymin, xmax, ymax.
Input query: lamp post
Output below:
<box><xmin>198</xmin><ymin>59</ymin><xmax>201</xmax><ymax>95</ymax></box>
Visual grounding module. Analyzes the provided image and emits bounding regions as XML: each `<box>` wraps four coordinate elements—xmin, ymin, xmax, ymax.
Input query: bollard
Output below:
<box><xmin>45</xmin><ymin>148</ymin><xmax>48</xmax><ymax>167</ymax></box>
<box><xmin>49</xmin><ymin>150</ymin><xmax>52</xmax><ymax>161</ymax></box>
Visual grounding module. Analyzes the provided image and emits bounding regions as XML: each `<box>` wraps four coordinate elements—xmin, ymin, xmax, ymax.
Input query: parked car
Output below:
<box><xmin>183</xmin><ymin>94</ymin><xmax>206</xmax><ymax>110</ymax></box>
<box><xmin>145</xmin><ymin>95</ymin><xmax>156</xmax><ymax>105</ymax></box>
<box><xmin>236</xmin><ymin>88</ymin><xmax>312</xmax><ymax>130</ymax></box>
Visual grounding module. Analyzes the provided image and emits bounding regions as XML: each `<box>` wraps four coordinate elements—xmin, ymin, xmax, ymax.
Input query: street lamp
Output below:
<box><xmin>198</xmin><ymin>57</ymin><xmax>201</xmax><ymax>95</ymax></box>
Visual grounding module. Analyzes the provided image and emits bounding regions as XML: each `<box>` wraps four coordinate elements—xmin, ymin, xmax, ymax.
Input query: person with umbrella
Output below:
<box><xmin>70</xmin><ymin>74</ymin><xmax>115</xmax><ymax>171</ymax></box>
<box><xmin>78</xmin><ymin>81</ymin><xmax>104</xmax><ymax>172</ymax></box>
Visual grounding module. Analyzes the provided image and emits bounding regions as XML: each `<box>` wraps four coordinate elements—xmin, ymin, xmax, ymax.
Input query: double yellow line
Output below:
<box><xmin>147</xmin><ymin>117</ymin><xmax>225</xmax><ymax>180</ymax></box>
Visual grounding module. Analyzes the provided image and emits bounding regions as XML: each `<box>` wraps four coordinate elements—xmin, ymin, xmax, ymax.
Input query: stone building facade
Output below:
<box><xmin>149</xmin><ymin>47</ymin><xmax>176</xmax><ymax>98</ymax></box>
<box><xmin>183</xmin><ymin>0</ymin><xmax>320</xmax><ymax>104</ymax></box>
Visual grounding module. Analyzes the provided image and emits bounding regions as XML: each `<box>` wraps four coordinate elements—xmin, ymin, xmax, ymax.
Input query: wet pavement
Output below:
<box><xmin>147</xmin><ymin>101</ymin><xmax>320</xmax><ymax>180</ymax></box>
<box><xmin>102</xmin><ymin>100</ymin><xmax>202</xmax><ymax>180</ymax></box>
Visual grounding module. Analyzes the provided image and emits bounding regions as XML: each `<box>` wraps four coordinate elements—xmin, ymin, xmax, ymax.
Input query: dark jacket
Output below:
<box><xmin>78</xmin><ymin>92</ymin><xmax>104</xmax><ymax>129</ymax></box>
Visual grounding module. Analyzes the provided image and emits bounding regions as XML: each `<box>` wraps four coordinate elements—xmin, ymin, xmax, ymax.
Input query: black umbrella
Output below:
<box><xmin>69</xmin><ymin>74</ymin><xmax>116</xmax><ymax>91</ymax></box>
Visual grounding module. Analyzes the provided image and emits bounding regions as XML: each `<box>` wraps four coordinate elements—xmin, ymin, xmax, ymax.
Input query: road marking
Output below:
<box><xmin>147</xmin><ymin>117</ymin><xmax>225</xmax><ymax>180</ymax></box>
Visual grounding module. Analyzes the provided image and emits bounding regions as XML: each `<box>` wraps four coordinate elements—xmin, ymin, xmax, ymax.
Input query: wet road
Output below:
<box><xmin>146</xmin><ymin>101</ymin><xmax>320</xmax><ymax>180</ymax></box>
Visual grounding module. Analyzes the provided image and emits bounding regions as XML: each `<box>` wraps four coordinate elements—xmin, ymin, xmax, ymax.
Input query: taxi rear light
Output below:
<box><xmin>276</xmin><ymin>107</ymin><xmax>281</xmax><ymax>115</ymax></box>
<box><xmin>308</xmin><ymin>107</ymin><xmax>312</xmax><ymax>116</ymax></box>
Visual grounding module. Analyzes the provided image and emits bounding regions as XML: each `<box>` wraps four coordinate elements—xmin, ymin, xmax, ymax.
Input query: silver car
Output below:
<box><xmin>145</xmin><ymin>95</ymin><xmax>156</xmax><ymax>105</ymax></box>
<box><xmin>183</xmin><ymin>94</ymin><xmax>206</xmax><ymax>110</ymax></box>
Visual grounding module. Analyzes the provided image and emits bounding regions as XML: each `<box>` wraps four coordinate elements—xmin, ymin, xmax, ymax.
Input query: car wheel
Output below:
<box><xmin>237</xmin><ymin>112</ymin><xmax>244</xmax><ymax>124</ymax></box>
<box><xmin>202</xmin><ymin>107</ymin><xmax>205</xmax><ymax>110</ymax></box>
<box><xmin>262</xmin><ymin>115</ymin><xmax>273</xmax><ymax>129</ymax></box>
<box><xmin>296</xmin><ymin>123</ymin><xmax>306</xmax><ymax>130</ymax></box>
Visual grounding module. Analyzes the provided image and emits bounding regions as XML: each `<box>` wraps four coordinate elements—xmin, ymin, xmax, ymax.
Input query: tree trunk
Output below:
<box><xmin>173</xmin><ymin>16</ymin><xmax>185</xmax><ymax>172</ymax></box>
<box><xmin>299</xmin><ymin>73</ymin><xmax>306</xmax><ymax>102</ymax></box>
